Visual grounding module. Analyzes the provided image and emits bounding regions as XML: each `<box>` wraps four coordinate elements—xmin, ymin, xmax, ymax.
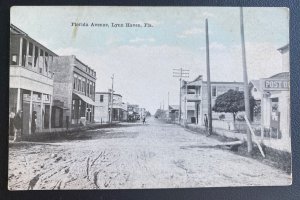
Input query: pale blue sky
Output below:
<box><xmin>11</xmin><ymin>7</ymin><xmax>289</xmax><ymax>113</ymax></box>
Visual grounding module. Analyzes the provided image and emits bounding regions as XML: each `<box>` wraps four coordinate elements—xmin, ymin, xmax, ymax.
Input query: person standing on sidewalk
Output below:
<box><xmin>13</xmin><ymin>110</ymin><xmax>23</xmax><ymax>142</ymax></box>
<box><xmin>204</xmin><ymin>114</ymin><xmax>209</xmax><ymax>134</ymax></box>
<box><xmin>9</xmin><ymin>111</ymin><xmax>16</xmax><ymax>136</ymax></box>
<box><xmin>31</xmin><ymin>111</ymin><xmax>37</xmax><ymax>135</ymax></box>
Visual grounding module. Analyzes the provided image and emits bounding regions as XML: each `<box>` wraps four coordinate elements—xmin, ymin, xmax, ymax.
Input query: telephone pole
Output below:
<box><xmin>173</xmin><ymin>68</ymin><xmax>189</xmax><ymax>124</ymax></box>
<box><xmin>240</xmin><ymin>7</ymin><xmax>253</xmax><ymax>153</ymax></box>
<box><xmin>167</xmin><ymin>92</ymin><xmax>170</xmax><ymax>111</ymax></box>
<box><xmin>205</xmin><ymin>19</ymin><xmax>213</xmax><ymax>135</ymax></box>
<box><xmin>110</xmin><ymin>74</ymin><xmax>114</xmax><ymax>126</ymax></box>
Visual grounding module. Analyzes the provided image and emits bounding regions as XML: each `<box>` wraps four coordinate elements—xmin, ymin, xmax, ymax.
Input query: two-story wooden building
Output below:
<box><xmin>9</xmin><ymin>24</ymin><xmax>55</xmax><ymax>135</ymax></box>
<box><xmin>94</xmin><ymin>92</ymin><xmax>126</xmax><ymax>123</ymax></box>
<box><xmin>181</xmin><ymin>75</ymin><xmax>243</xmax><ymax>124</ymax></box>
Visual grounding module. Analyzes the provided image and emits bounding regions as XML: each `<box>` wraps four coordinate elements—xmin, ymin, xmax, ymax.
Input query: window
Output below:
<box><xmin>45</xmin><ymin>52</ymin><xmax>48</xmax><ymax>72</ymax></box>
<box><xmin>28</xmin><ymin>42</ymin><xmax>33</xmax><ymax>66</ymax></box>
<box><xmin>48</xmin><ymin>55</ymin><xmax>53</xmax><ymax>75</ymax></box>
<box><xmin>235</xmin><ymin>87</ymin><xmax>239</xmax><ymax>91</ymax></box>
<box><xmin>82</xmin><ymin>78</ymin><xmax>86</xmax><ymax>93</ymax></box>
<box><xmin>254</xmin><ymin>88</ymin><xmax>257</xmax><ymax>92</ymax></box>
<box><xmin>73</xmin><ymin>74</ymin><xmax>78</xmax><ymax>90</ymax></box>
<box><xmin>43</xmin><ymin>94</ymin><xmax>49</xmax><ymax>101</ymax></box>
<box><xmin>34</xmin><ymin>46</ymin><xmax>39</xmax><ymax>67</ymax></box>
<box><xmin>90</xmin><ymin>82</ymin><xmax>93</xmax><ymax>96</ymax></box>
<box><xmin>72</xmin><ymin>100</ymin><xmax>76</xmax><ymax>119</ymax></box>
<box><xmin>39</xmin><ymin>49</ymin><xmax>44</xmax><ymax>73</ymax></box>
<box><xmin>212</xmin><ymin>86</ymin><xmax>217</xmax><ymax>97</ymax></box>
<box><xmin>86</xmin><ymin>80</ymin><xmax>89</xmax><ymax>95</ymax></box>
<box><xmin>100</xmin><ymin>95</ymin><xmax>104</xmax><ymax>102</ymax></box>
<box><xmin>21</xmin><ymin>38</ymin><xmax>27</xmax><ymax>66</ymax></box>
<box><xmin>11</xmin><ymin>54</ymin><xmax>18</xmax><ymax>65</ymax></box>
<box><xmin>78</xmin><ymin>77</ymin><xmax>81</xmax><ymax>91</ymax></box>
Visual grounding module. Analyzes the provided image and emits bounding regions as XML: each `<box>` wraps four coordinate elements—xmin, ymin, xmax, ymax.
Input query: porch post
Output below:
<box><xmin>16</xmin><ymin>88</ymin><xmax>21</xmax><ymax>112</ymax></box>
<box><xmin>49</xmin><ymin>95</ymin><xmax>52</xmax><ymax>132</ymax></box>
<box><xmin>41</xmin><ymin>93</ymin><xmax>44</xmax><ymax>131</ymax></box>
<box><xmin>18</xmin><ymin>37</ymin><xmax>23</xmax><ymax>66</ymax></box>
<box><xmin>29</xmin><ymin>90</ymin><xmax>33</xmax><ymax>135</ymax></box>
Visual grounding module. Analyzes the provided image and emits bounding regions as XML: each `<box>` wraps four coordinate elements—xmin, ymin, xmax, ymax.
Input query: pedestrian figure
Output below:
<box><xmin>143</xmin><ymin>116</ymin><xmax>146</xmax><ymax>124</ymax></box>
<box><xmin>204</xmin><ymin>114</ymin><xmax>209</xmax><ymax>134</ymax></box>
<box><xmin>9</xmin><ymin>111</ymin><xmax>15</xmax><ymax>136</ymax></box>
<box><xmin>66</xmin><ymin>116</ymin><xmax>69</xmax><ymax>131</ymax></box>
<box><xmin>13</xmin><ymin>110</ymin><xmax>22</xmax><ymax>142</ymax></box>
<box><xmin>31</xmin><ymin>111</ymin><xmax>37</xmax><ymax>135</ymax></box>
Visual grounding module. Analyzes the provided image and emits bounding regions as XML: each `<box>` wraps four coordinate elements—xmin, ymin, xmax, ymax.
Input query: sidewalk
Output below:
<box><xmin>185</xmin><ymin>123</ymin><xmax>291</xmax><ymax>153</ymax></box>
<box><xmin>9</xmin><ymin>122</ymin><xmax>120</xmax><ymax>142</ymax></box>
<box><xmin>186</xmin><ymin>123</ymin><xmax>247</xmax><ymax>141</ymax></box>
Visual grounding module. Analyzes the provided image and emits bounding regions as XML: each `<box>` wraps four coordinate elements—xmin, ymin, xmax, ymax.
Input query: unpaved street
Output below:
<box><xmin>8</xmin><ymin>117</ymin><xmax>291</xmax><ymax>190</ymax></box>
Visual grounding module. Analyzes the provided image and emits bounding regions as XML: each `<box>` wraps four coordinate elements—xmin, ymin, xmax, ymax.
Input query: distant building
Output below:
<box><xmin>181</xmin><ymin>75</ymin><xmax>243</xmax><ymax>124</ymax></box>
<box><xmin>94</xmin><ymin>92</ymin><xmax>126</xmax><ymax>123</ymax></box>
<box><xmin>139</xmin><ymin>108</ymin><xmax>146</xmax><ymax>118</ymax></box>
<box><xmin>52</xmin><ymin>56</ymin><xmax>96</xmax><ymax>127</ymax></box>
<box><xmin>168</xmin><ymin>105</ymin><xmax>179</xmax><ymax>122</ymax></box>
<box><xmin>127</xmin><ymin>104</ymin><xmax>139</xmax><ymax>121</ymax></box>
<box><xmin>9</xmin><ymin>24</ymin><xmax>56</xmax><ymax>135</ymax></box>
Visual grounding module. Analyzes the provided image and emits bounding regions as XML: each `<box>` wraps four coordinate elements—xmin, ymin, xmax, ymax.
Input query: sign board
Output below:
<box><xmin>261</xmin><ymin>79</ymin><xmax>289</xmax><ymax>91</ymax></box>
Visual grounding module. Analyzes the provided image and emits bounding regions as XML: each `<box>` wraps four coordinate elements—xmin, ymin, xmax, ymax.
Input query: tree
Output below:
<box><xmin>212</xmin><ymin>89</ymin><xmax>255</xmax><ymax>122</ymax></box>
<box><xmin>154</xmin><ymin>109</ymin><xmax>166</xmax><ymax>119</ymax></box>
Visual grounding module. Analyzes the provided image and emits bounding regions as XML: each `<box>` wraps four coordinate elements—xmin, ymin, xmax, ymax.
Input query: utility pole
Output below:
<box><xmin>167</xmin><ymin>92</ymin><xmax>170</xmax><ymax>110</ymax></box>
<box><xmin>240</xmin><ymin>7</ymin><xmax>253</xmax><ymax>153</ymax></box>
<box><xmin>167</xmin><ymin>92</ymin><xmax>170</xmax><ymax>120</ymax></box>
<box><xmin>110</xmin><ymin>74</ymin><xmax>114</xmax><ymax>126</ymax></box>
<box><xmin>173</xmin><ymin>68</ymin><xmax>189</xmax><ymax>124</ymax></box>
<box><xmin>205</xmin><ymin>19</ymin><xmax>213</xmax><ymax>135</ymax></box>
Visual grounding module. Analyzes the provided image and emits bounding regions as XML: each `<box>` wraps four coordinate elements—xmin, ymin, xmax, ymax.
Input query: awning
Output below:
<box><xmin>53</xmin><ymin>105</ymin><xmax>69</xmax><ymax>110</ymax></box>
<box><xmin>73</xmin><ymin>92</ymin><xmax>96</xmax><ymax>106</ymax></box>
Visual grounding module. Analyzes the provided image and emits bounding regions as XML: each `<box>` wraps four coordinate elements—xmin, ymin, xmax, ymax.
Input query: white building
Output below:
<box><xmin>9</xmin><ymin>24</ymin><xmax>55</xmax><ymax>135</ymax></box>
<box><xmin>181</xmin><ymin>75</ymin><xmax>243</xmax><ymax>124</ymax></box>
<box><xmin>250</xmin><ymin>44</ymin><xmax>290</xmax><ymax>152</ymax></box>
<box><xmin>94</xmin><ymin>92</ymin><xmax>126</xmax><ymax>123</ymax></box>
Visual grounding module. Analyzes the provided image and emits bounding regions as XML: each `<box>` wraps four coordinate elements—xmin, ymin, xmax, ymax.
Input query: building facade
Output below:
<box><xmin>9</xmin><ymin>24</ymin><xmax>55</xmax><ymax>135</ymax></box>
<box><xmin>249</xmin><ymin>44</ymin><xmax>290</xmax><ymax>152</ymax></box>
<box><xmin>127</xmin><ymin>104</ymin><xmax>139</xmax><ymax>121</ymax></box>
<box><xmin>52</xmin><ymin>56</ymin><xmax>96</xmax><ymax>127</ymax></box>
<box><xmin>181</xmin><ymin>75</ymin><xmax>243</xmax><ymax>124</ymax></box>
<box><xmin>94</xmin><ymin>92</ymin><xmax>126</xmax><ymax>123</ymax></box>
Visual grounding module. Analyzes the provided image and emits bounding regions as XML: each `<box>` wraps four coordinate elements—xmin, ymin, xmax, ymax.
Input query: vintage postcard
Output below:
<box><xmin>8</xmin><ymin>6</ymin><xmax>291</xmax><ymax>190</ymax></box>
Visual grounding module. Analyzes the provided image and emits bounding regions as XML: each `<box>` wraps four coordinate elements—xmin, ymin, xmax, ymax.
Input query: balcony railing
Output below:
<box><xmin>10</xmin><ymin>65</ymin><xmax>53</xmax><ymax>94</ymax></box>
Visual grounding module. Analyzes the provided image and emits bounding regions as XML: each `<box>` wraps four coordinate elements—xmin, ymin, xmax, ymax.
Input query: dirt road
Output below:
<box><xmin>8</xmin><ymin>117</ymin><xmax>291</xmax><ymax>190</ymax></box>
